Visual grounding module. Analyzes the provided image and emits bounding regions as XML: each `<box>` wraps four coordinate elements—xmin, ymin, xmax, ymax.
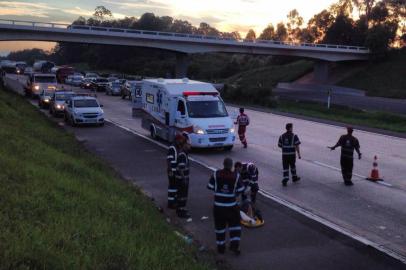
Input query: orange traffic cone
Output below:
<box><xmin>366</xmin><ymin>155</ymin><xmax>383</xmax><ymax>181</ymax></box>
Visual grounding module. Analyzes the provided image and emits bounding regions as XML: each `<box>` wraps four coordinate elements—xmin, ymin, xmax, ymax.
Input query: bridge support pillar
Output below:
<box><xmin>175</xmin><ymin>53</ymin><xmax>190</xmax><ymax>78</ymax></box>
<box><xmin>314</xmin><ymin>61</ymin><xmax>330</xmax><ymax>83</ymax></box>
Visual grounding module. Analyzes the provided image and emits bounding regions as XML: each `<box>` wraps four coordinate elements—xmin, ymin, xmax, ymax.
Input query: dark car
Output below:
<box><xmin>91</xmin><ymin>78</ymin><xmax>109</xmax><ymax>92</ymax></box>
<box><xmin>49</xmin><ymin>91</ymin><xmax>76</xmax><ymax>116</ymax></box>
<box><xmin>80</xmin><ymin>77</ymin><xmax>95</xmax><ymax>89</ymax></box>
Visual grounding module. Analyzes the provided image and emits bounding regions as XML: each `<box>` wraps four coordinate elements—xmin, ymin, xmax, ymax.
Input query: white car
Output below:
<box><xmin>64</xmin><ymin>96</ymin><xmax>104</xmax><ymax>126</ymax></box>
<box><xmin>70</xmin><ymin>75</ymin><xmax>84</xmax><ymax>86</ymax></box>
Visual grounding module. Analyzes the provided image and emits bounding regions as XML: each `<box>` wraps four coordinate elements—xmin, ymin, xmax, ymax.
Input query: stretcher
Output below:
<box><xmin>240</xmin><ymin>210</ymin><xmax>265</xmax><ymax>228</ymax></box>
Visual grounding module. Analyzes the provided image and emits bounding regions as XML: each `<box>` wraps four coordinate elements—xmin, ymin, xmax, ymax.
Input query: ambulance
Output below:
<box><xmin>139</xmin><ymin>78</ymin><xmax>235</xmax><ymax>149</ymax></box>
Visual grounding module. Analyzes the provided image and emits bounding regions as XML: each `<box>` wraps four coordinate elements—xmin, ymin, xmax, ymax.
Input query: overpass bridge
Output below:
<box><xmin>0</xmin><ymin>19</ymin><xmax>370</xmax><ymax>79</ymax></box>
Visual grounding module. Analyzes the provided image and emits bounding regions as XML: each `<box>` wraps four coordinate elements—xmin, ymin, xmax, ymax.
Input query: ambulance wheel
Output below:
<box><xmin>224</xmin><ymin>145</ymin><xmax>233</xmax><ymax>151</ymax></box>
<box><xmin>150</xmin><ymin>126</ymin><xmax>157</xmax><ymax>139</ymax></box>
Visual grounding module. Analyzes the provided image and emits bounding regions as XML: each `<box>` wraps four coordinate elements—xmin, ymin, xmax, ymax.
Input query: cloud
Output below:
<box><xmin>0</xmin><ymin>1</ymin><xmax>57</xmax><ymax>18</ymax></box>
<box><xmin>101</xmin><ymin>0</ymin><xmax>335</xmax><ymax>33</ymax></box>
<box><xmin>64</xmin><ymin>6</ymin><xmax>127</xmax><ymax>20</ymax></box>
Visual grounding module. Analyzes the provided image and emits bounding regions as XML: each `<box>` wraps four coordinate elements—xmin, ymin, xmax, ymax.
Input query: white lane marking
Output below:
<box><xmin>311</xmin><ymin>160</ymin><xmax>393</xmax><ymax>187</ymax></box>
<box><xmin>6</xmin><ymin>78</ymin><xmax>404</xmax><ymax>264</ymax></box>
<box><xmin>106</xmin><ymin>118</ymin><xmax>405</xmax><ymax>265</ymax></box>
<box><xmin>258</xmin><ymin>189</ymin><xmax>406</xmax><ymax>264</ymax></box>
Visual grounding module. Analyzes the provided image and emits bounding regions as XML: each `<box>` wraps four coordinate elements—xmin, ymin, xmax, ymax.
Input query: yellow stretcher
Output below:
<box><xmin>240</xmin><ymin>210</ymin><xmax>265</xmax><ymax>228</ymax></box>
<box><xmin>241</xmin><ymin>218</ymin><xmax>265</xmax><ymax>228</ymax></box>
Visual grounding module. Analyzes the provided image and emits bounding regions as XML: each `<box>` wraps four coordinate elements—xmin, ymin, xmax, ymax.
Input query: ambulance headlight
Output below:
<box><xmin>229</xmin><ymin>127</ymin><xmax>235</xmax><ymax>133</ymax></box>
<box><xmin>193</xmin><ymin>125</ymin><xmax>205</xmax><ymax>135</ymax></box>
<box><xmin>34</xmin><ymin>85</ymin><xmax>40</xmax><ymax>90</ymax></box>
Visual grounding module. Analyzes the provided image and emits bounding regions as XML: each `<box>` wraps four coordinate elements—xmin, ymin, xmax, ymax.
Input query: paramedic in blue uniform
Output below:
<box><xmin>207</xmin><ymin>157</ymin><xmax>245</xmax><ymax>255</ymax></box>
<box><xmin>278</xmin><ymin>123</ymin><xmax>301</xmax><ymax>186</ymax></box>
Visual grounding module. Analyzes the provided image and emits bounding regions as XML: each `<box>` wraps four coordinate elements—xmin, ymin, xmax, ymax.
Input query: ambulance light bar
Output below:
<box><xmin>183</xmin><ymin>91</ymin><xmax>218</xmax><ymax>96</ymax></box>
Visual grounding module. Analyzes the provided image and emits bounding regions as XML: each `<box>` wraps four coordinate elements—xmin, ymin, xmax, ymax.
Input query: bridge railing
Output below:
<box><xmin>0</xmin><ymin>19</ymin><xmax>369</xmax><ymax>51</ymax></box>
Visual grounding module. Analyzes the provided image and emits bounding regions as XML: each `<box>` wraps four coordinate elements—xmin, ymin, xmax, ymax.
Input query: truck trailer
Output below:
<box><xmin>138</xmin><ymin>78</ymin><xmax>235</xmax><ymax>149</ymax></box>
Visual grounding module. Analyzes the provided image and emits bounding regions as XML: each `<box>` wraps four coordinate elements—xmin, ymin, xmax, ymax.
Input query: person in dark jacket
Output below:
<box><xmin>207</xmin><ymin>157</ymin><xmax>245</xmax><ymax>255</ymax></box>
<box><xmin>166</xmin><ymin>134</ymin><xmax>186</xmax><ymax>209</ymax></box>
<box><xmin>329</xmin><ymin>127</ymin><xmax>362</xmax><ymax>186</ymax></box>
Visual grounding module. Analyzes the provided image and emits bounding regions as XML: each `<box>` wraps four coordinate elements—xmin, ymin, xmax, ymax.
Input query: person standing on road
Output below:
<box><xmin>328</xmin><ymin>127</ymin><xmax>362</xmax><ymax>186</ymax></box>
<box><xmin>278</xmin><ymin>123</ymin><xmax>301</xmax><ymax>186</ymax></box>
<box><xmin>175</xmin><ymin>135</ymin><xmax>191</xmax><ymax>218</ymax></box>
<box><xmin>167</xmin><ymin>134</ymin><xmax>185</xmax><ymax>209</ymax></box>
<box><xmin>207</xmin><ymin>157</ymin><xmax>245</xmax><ymax>255</ymax></box>
<box><xmin>234</xmin><ymin>162</ymin><xmax>259</xmax><ymax>204</ymax></box>
<box><xmin>235</xmin><ymin>108</ymin><xmax>250</xmax><ymax>148</ymax></box>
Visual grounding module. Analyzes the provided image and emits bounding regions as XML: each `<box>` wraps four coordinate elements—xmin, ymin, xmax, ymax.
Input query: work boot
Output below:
<box><xmin>282</xmin><ymin>180</ymin><xmax>288</xmax><ymax>186</ymax></box>
<box><xmin>217</xmin><ymin>245</ymin><xmax>226</xmax><ymax>254</ymax></box>
<box><xmin>176</xmin><ymin>208</ymin><xmax>191</xmax><ymax>219</ymax></box>
<box><xmin>344</xmin><ymin>181</ymin><xmax>354</xmax><ymax>186</ymax></box>
<box><xmin>167</xmin><ymin>202</ymin><xmax>177</xmax><ymax>209</ymax></box>
<box><xmin>243</xmin><ymin>143</ymin><xmax>247</xmax><ymax>148</ymax></box>
<box><xmin>292</xmin><ymin>176</ymin><xmax>301</xmax><ymax>183</ymax></box>
<box><xmin>229</xmin><ymin>246</ymin><xmax>241</xmax><ymax>256</ymax></box>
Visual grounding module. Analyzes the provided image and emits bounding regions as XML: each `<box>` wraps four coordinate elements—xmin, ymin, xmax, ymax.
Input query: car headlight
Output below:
<box><xmin>229</xmin><ymin>127</ymin><xmax>235</xmax><ymax>133</ymax></box>
<box><xmin>44</xmin><ymin>99</ymin><xmax>49</xmax><ymax>103</ymax></box>
<box><xmin>34</xmin><ymin>85</ymin><xmax>39</xmax><ymax>90</ymax></box>
<box><xmin>193</xmin><ymin>125</ymin><xmax>205</xmax><ymax>135</ymax></box>
<box><xmin>56</xmin><ymin>104</ymin><xmax>63</xmax><ymax>109</ymax></box>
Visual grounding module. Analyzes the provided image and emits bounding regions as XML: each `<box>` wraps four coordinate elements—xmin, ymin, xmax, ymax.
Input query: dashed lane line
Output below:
<box><xmin>106</xmin><ymin>118</ymin><xmax>405</xmax><ymax>265</ymax></box>
<box><xmin>311</xmin><ymin>160</ymin><xmax>392</xmax><ymax>187</ymax></box>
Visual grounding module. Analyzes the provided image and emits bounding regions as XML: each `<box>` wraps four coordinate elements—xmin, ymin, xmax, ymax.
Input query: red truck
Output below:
<box><xmin>56</xmin><ymin>66</ymin><xmax>74</xmax><ymax>83</ymax></box>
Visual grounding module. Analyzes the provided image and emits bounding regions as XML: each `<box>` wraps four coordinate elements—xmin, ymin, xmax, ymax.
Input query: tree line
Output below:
<box><xmin>4</xmin><ymin>0</ymin><xmax>405</xmax><ymax>79</ymax></box>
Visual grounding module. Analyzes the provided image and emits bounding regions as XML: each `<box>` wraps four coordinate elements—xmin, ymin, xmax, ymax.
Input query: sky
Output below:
<box><xmin>0</xmin><ymin>0</ymin><xmax>338</xmax><ymax>55</ymax></box>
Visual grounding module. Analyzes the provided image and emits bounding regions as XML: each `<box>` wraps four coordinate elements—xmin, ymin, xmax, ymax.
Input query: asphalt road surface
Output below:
<box><xmin>4</xmin><ymin>74</ymin><xmax>406</xmax><ymax>265</ymax></box>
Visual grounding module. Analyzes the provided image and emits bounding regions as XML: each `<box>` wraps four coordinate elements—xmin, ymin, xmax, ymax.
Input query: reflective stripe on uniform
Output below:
<box><xmin>229</xmin><ymin>226</ymin><xmax>241</xmax><ymax>231</ymax></box>
<box><xmin>230</xmin><ymin>237</ymin><xmax>241</xmax><ymax>241</ymax></box>
<box><xmin>215</xmin><ymin>192</ymin><xmax>235</xmax><ymax>197</ymax></box>
<box><xmin>168</xmin><ymin>189</ymin><xmax>177</xmax><ymax>192</ymax></box>
<box><xmin>214</xmin><ymin>201</ymin><xmax>237</xmax><ymax>207</ymax></box>
<box><xmin>215</xmin><ymin>229</ymin><xmax>226</xmax><ymax>234</ymax></box>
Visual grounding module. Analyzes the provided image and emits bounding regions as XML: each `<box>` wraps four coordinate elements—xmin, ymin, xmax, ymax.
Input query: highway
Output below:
<box><xmin>4</xmin><ymin>74</ymin><xmax>406</xmax><ymax>263</ymax></box>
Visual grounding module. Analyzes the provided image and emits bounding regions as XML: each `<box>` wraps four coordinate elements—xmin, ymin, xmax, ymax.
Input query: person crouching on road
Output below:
<box><xmin>235</xmin><ymin>108</ymin><xmax>250</xmax><ymax>148</ymax></box>
<box><xmin>278</xmin><ymin>123</ymin><xmax>302</xmax><ymax>186</ymax></box>
<box><xmin>234</xmin><ymin>162</ymin><xmax>259</xmax><ymax>204</ymax></box>
<box><xmin>207</xmin><ymin>157</ymin><xmax>245</xmax><ymax>255</ymax></box>
<box><xmin>328</xmin><ymin>127</ymin><xmax>361</xmax><ymax>186</ymax></box>
<box><xmin>175</xmin><ymin>134</ymin><xmax>191</xmax><ymax>218</ymax></box>
<box><xmin>167</xmin><ymin>134</ymin><xmax>185</xmax><ymax>210</ymax></box>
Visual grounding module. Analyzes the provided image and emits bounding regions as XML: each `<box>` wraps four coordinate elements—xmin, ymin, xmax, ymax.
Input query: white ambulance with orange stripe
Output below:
<box><xmin>140</xmin><ymin>78</ymin><xmax>235</xmax><ymax>150</ymax></box>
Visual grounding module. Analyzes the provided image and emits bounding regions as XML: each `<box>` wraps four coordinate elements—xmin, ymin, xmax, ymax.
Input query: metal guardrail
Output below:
<box><xmin>0</xmin><ymin>19</ymin><xmax>369</xmax><ymax>52</ymax></box>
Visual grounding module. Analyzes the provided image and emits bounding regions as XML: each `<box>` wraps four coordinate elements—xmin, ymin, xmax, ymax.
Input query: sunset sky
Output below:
<box><xmin>0</xmin><ymin>0</ymin><xmax>338</xmax><ymax>55</ymax></box>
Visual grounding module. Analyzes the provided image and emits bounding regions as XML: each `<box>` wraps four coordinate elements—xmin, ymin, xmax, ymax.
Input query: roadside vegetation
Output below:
<box><xmin>221</xmin><ymin>60</ymin><xmax>313</xmax><ymax>107</ymax></box>
<box><xmin>338</xmin><ymin>48</ymin><xmax>406</xmax><ymax>99</ymax></box>
<box><xmin>0</xmin><ymin>88</ymin><xmax>210</xmax><ymax>269</ymax></box>
<box><xmin>228</xmin><ymin>99</ymin><xmax>406</xmax><ymax>133</ymax></box>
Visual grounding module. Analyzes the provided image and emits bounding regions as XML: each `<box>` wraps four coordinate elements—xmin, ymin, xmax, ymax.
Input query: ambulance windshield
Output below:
<box><xmin>187</xmin><ymin>100</ymin><xmax>228</xmax><ymax>118</ymax></box>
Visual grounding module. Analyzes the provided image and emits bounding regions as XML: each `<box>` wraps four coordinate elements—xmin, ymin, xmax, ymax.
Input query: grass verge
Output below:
<box><xmin>0</xmin><ymin>87</ymin><xmax>210</xmax><ymax>269</ymax></box>
<box><xmin>276</xmin><ymin>100</ymin><xmax>406</xmax><ymax>133</ymax></box>
<box><xmin>338</xmin><ymin>48</ymin><xmax>406</xmax><ymax>99</ymax></box>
